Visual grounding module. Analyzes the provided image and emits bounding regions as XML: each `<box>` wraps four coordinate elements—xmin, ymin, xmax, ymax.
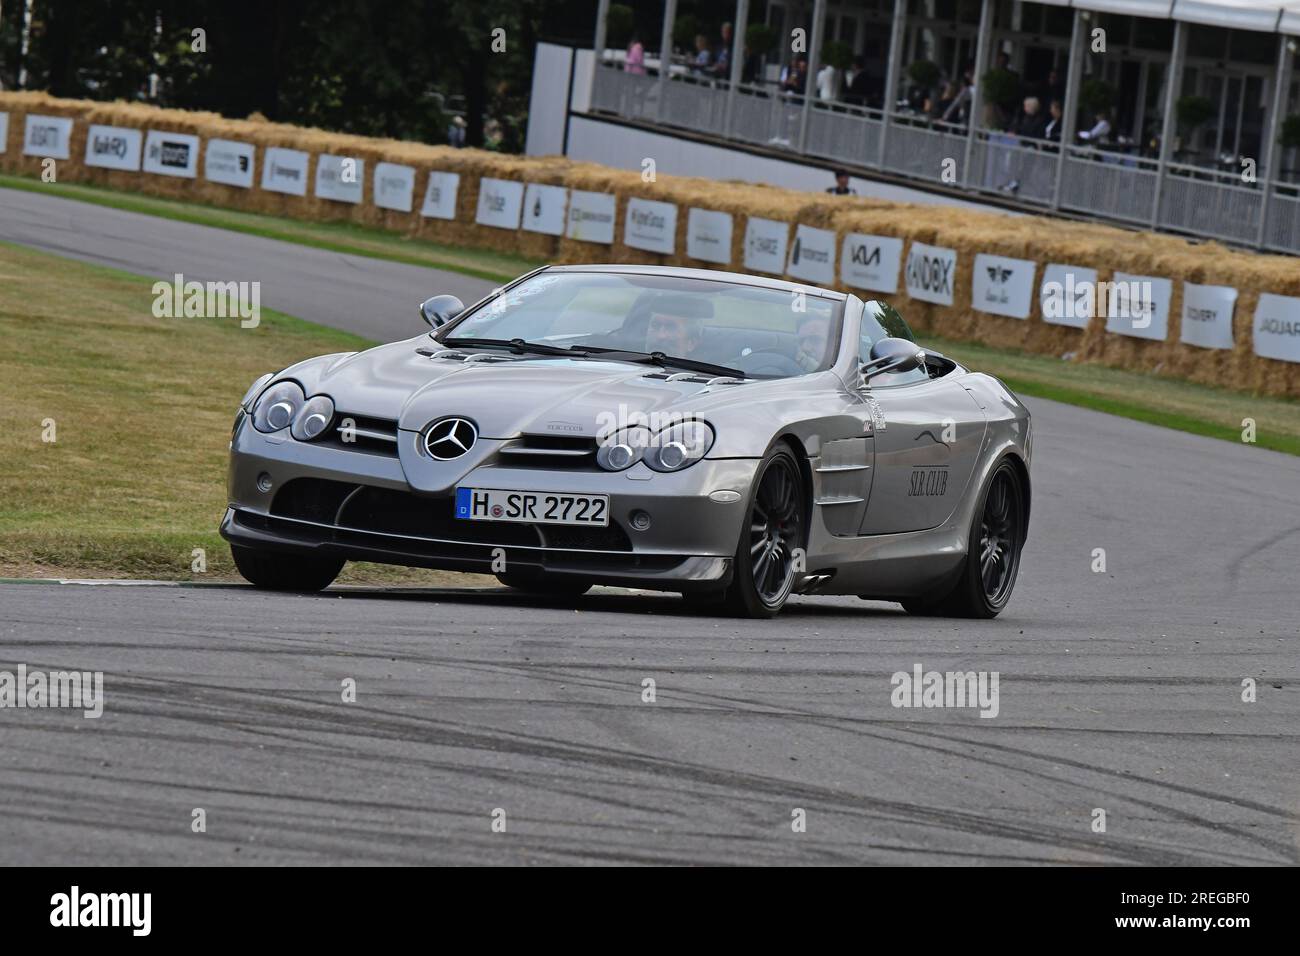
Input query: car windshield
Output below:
<box><xmin>439</xmin><ymin>271</ymin><xmax>845</xmax><ymax>379</ymax></box>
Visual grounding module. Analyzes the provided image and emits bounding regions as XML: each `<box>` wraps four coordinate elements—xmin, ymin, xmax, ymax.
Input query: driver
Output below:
<box><xmin>644</xmin><ymin>295</ymin><xmax>709</xmax><ymax>355</ymax></box>
<box><xmin>794</xmin><ymin>314</ymin><xmax>831</xmax><ymax>372</ymax></box>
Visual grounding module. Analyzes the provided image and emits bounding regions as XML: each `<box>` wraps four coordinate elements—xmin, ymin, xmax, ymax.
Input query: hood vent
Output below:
<box><xmin>641</xmin><ymin>371</ymin><xmax>747</xmax><ymax>388</ymax></box>
<box><xmin>417</xmin><ymin>348</ymin><xmax>516</xmax><ymax>364</ymax></box>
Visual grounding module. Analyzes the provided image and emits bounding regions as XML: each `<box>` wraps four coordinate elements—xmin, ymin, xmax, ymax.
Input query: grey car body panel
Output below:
<box><xmin>223</xmin><ymin>266</ymin><xmax>1031</xmax><ymax>599</ymax></box>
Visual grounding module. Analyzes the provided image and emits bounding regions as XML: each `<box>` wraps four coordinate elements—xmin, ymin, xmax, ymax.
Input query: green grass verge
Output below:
<box><xmin>0</xmin><ymin>172</ymin><xmax>541</xmax><ymax>283</ymax></box>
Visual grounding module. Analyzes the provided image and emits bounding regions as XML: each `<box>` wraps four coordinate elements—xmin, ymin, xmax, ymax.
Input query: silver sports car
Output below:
<box><xmin>222</xmin><ymin>265</ymin><xmax>1031</xmax><ymax>618</ymax></box>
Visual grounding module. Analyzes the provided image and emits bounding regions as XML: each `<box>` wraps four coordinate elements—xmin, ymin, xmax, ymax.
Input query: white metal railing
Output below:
<box><xmin>585</xmin><ymin>60</ymin><xmax>1297</xmax><ymax>254</ymax></box>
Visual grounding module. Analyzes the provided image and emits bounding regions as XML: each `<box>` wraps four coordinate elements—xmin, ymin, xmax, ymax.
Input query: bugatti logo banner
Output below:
<box><xmin>566</xmin><ymin>190</ymin><xmax>616</xmax><ymax>244</ymax></box>
<box><xmin>743</xmin><ymin>217</ymin><xmax>789</xmax><ymax>275</ymax></box>
<box><xmin>1180</xmin><ymin>282</ymin><xmax>1238</xmax><ymax>351</ymax></box>
<box><xmin>142</xmin><ymin>130</ymin><xmax>199</xmax><ymax>178</ymax></box>
<box><xmin>204</xmin><ymin>138</ymin><xmax>255</xmax><ymax>188</ymax></box>
<box><xmin>904</xmin><ymin>241</ymin><xmax>956</xmax><ymax>306</ymax></box>
<box><xmin>972</xmin><ymin>253</ymin><xmax>1035</xmax><ymax>319</ymax></box>
<box><xmin>1253</xmin><ymin>293</ymin><xmax>1300</xmax><ymax>363</ymax></box>
<box><xmin>840</xmin><ymin>233</ymin><xmax>903</xmax><ymax>293</ymax></box>
<box><xmin>84</xmin><ymin>124</ymin><xmax>142</xmax><ymax>171</ymax></box>
<box><xmin>23</xmin><ymin>114</ymin><xmax>73</xmax><ymax>159</ymax></box>
<box><xmin>522</xmin><ymin>182</ymin><xmax>568</xmax><ymax>236</ymax></box>
<box><xmin>373</xmin><ymin>161</ymin><xmax>416</xmax><ymax>212</ymax></box>
<box><xmin>421</xmin><ymin>170</ymin><xmax>461</xmax><ymax>220</ymax></box>
<box><xmin>686</xmin><ymin>208</ymin><xmax>734</xmax><ymax>264</ymax></box>
<box><xmin>260</xmin><ymin>146</ymin><xmax>310</xmax><ymax>195</ymax></box>
<box><xmin>475</xmin><ymin>177</ymin><xmax>525</xmax><ymax>229</ymax></box>
<box><xmin>624</xmin><ymin>197</ymin><xmax>678</xmax><ymax>254</ymax></box>
<box><xmin>786</xmin><ymin>224</ymin><xmax>836</xmax><ymax>285</ymax></box>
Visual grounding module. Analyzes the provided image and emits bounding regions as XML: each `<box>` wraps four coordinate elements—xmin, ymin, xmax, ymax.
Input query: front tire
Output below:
<box><xmin>230</xmin><ymin>544</ymin><xmax>343</xmax><ymax>592</ymax></box>
<box><xmin>717</xmin><ymin>444</ymin><xmax>806</xmax><ymax>619</ymax></box>
<box><xmin>901</xmin><ymin>458</ymin><xmax>1026</xmax><ymax>619</ymax></box>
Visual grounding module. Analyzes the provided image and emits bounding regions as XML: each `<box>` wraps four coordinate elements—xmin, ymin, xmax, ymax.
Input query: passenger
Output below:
<box><xmin>795</xmin><ymin>314</ymin><xmax>831</xmax><ymax>372</ymax></box>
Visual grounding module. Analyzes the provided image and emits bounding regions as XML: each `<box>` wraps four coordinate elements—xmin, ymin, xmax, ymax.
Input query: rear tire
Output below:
<box><xmin>230</xmin><ymin>544</ymin><xmax>344</xmax><ymax>593</ymax></box>
<box><xmin>901</xmin><ymin>458</ymin><xmax>1026</xmax><ymax>619</ymax></box>
<box><xmin>718</xmin><ymin>444</ymin><xmax>806</xmax><ymax>619</ymax></box>
<box><xmin>496</xmin><ymin>570</ymin><xmax>592</xmax><ymax>596</ymax></box>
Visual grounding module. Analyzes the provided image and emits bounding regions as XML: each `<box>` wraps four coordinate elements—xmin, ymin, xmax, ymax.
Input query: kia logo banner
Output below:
<box><xmin>840</xmin><ymin>233</ymin><xmax>903</xmax><ymax>294</ymax></box>
<box><xmin>1253</xmin><ymin>293</ymin><xmax>1300</xmax><ymax>363</ymax></box>
<box><xmin>743</xmin><ymin>217</ymin><xmax>789</xmax><ymax>276</ymax></box>
<box><xmin>1040</xmin><ymin>264</ymin><xmax>1098</xmax><ymax>328</ymax></box>
<box><xmin>23</xmin><ymin>114</ymin><xmax>73</xmax><ymax>160</ymax></box>
<box><xmin>972</xmin><ymin>253</ymin><xmax>1036</xmax><ymax>320</ymax></box>
<box><xmin>786</xmin><ymin>224</ymin><xmax>836</xmax><ymax>286</ymax></box>
<box><xmin>623</xmin><ymin>197</ymin><xmax>678</xmax><ymax>255</ymax></box>
<box><xmin>372</xmin><ymin>162</ymin><xmax>416</xmax><ymax>213</ymax></box>
<box><xmin>522</xmin><ymin>183</ymin><xmax>568</xmax><ymax>236</ymax></box>
<box><xmin>1179</xmin><ymin>282</ymin><xmax>1238</xmax><ymax>351</ymax></box>
<box><xmin>204</xmin><ymin>138</ymin><xmax>255</xmax><ymax>189</ymax></box>
<box><xmin>686</xmin><ymin>208</ymin><xmax>734</xmax><ymax>265</ymax></box>
<box><xmin>142</xmin><ymin>129</ymin><xmax>199</xmax><ymax>178</ymax></box>
<box><xmin>83</xmin><ymin>124</ymin><xmax>142</xmax><ymax>171</ymax></box>
<box><xmin>904</xmin><ymin>241</ymin><xmax>957</xmax><ymax>306</ymax></box>
<box><xmin>565</xmin><ymin>190</ymin><xmax>616</xmax><ymax>245</ymax></box>
<box><xmin>260</xmin><ymin>146</ymin><xmax>310</xmax><ymax>196</ymax></box>
<box><xmin>420</xmin><ymin>170</ymin><xmax>460</xmax><ymax>220</ymax></box>
<box><xmin>475</xmin><ymin>177</ymin><xmax>524</xmax><ymax>230</ymax></box>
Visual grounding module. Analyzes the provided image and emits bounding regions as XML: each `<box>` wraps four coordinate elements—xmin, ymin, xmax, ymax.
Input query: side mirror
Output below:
<box><xmin>860</xmin><ymin>336</ymin><xmax>926</xmax><ymax>383</ymax></box>
<box><xmin>419</xmin><ymin>294</ymin><xmax>465</xmax><ymax>328</ymax></box>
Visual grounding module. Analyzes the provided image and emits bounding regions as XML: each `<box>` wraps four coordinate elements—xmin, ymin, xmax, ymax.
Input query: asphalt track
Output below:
<box><xmin>1</xmin><ymin>186</ymin><xmax>1298</xmax><ymax>865</ymax></box>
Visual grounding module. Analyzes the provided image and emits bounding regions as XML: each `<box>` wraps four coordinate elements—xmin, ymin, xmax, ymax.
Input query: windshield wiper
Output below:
<box><xmin>582</xmin><ymin>347</ymin><xmax>745</xmax><ymax>379</ymax></box>
<box><xmin>440</xmin><ymin>337</ymin><xmax>588</xmax><ymax>358</ymax></box>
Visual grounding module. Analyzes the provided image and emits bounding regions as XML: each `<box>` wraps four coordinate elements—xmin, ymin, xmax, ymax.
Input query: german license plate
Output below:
<box><xmin>455</xmin><ymin>488</ymin><xmax>609</xmax><ymax>526</ymax></box>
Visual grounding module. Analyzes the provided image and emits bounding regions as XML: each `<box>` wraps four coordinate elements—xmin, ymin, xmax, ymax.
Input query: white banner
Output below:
<box><xmin>315</xmin><ymin>154</ymin><xmax>364</xmax><ymax>204</ymax></box>
<box><xmin>1040</xmin><ymin>264</ymin><xmax>1098</xmax><ymax>328</ymax></box>
<box><xmin>904</xmin><ymin>241</ymin><xmax>957</xmax><ymax>306</ymax></box>
<box><xmin>743</xmin><ymin>218</ymin><xmax>789</xmax><ymax>275</ymax></box>
<box><xmin>565</xmin><ymin>190</ymin><xmax>616</xmax><ymax>244</ymax></box>
<box><xmin>786</xmin><ymin>224</ymin><xmax>836</xmax><ymax>285</ymax></box>
<box><xmin>204</xmin><ymin>138</ymin><xmax>255</xmax><ymax>188</ymax></box>
<box><xmin>0</xmin><ymin>112</ymin><xmax>7</xmax><ymax>154</ymax></box>
<box><xmin>23</xmin><ymin>114</ymin><xmax>73</xmax><ymax>159</ymax></box>
<box><xmin>84</xmin><ymin>125</ymin><xmax>142</xmax><ymax>171</ymax></box>
<box><xmin>972</xmin><ymin>253</ymin><xmax>1036</xmax><ymax>319</ymax></box>
<box><xmin>421</xmin><ymin>171</ymin><xmax>460</xmax><ymax>219</ymax></box>
<box><xmin>686</xmin><ymin>208</ymin><xmax>733</xmax><ymax>264</ymax></box>
<box><xmin>1253</xmin><ymin>293</ymin><xmax>1300</xmax><ymax>363</ymax></box>
<box><xmin>522</xmin><ymin>183</ymin><xmax>568</xmax><ymax>235</ymax></box>
<box><xmin>372</xmin><ymin>162</ymin><xmax>415</xmax><ymax>212</ymax></box>
<box><xmin>840</xmin><ymin>234</ymin><xmax>903</xmax><ymax>294</ymax></box>
<box><xmin>142</xmin><ymin>130</ymin><xmax>199</xmax><ymax>178</ymax></box>
<box><xmin>1180</xmin><ymin>282</ymin><xmax>1238</xmax><ymax>350</ymax></box>
<box><xmin>476</xmin><ymin>177</ymin><xmax>525</xmax><ymax>229</ymax></box>
<box><xmin>1105</xmin><ymin>273</ymin><xmax>1172</xmax><ymax>341</ymax></box>
<box><xmin>624</xmin><ymin>197</ymin><xmax>677</xmax><ymax>254</ymax></box>
<box><xmin>261</xmin><ymin>147</ymin><xmax>310</xmax><ymax>196</ymax></box>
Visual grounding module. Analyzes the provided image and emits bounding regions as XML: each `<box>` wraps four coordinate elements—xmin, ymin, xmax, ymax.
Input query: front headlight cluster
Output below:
<box><xmin>249</xmin><ymin>380</ymin><xmax>335</xmax><ymax>440</ymax></box>
<box><xmin>596</xmin><ymin>421</ymin><xmax>715</xmax><ymax>473</ymax></box>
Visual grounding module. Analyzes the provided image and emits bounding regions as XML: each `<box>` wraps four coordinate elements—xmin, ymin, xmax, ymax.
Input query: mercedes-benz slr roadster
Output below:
<box><xmin>222</xmin><ymin>265</ymin><xmax>1031</xmax><ymax>618</ymax></box>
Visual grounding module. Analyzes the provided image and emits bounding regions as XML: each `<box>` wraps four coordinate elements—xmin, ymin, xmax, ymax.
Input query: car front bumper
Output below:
<box><xmin>221</xmin><ymin>421</ymin><xmax>759</xmax><ymax>592</ymax></box>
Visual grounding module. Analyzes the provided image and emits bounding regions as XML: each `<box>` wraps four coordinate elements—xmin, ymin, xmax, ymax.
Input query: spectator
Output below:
<box><xmin>691</xmin><ymin>35</ymin><xmax>713</xmax><ymax>74</ymax></box>
<box><xmin>845</xmin><ymin>56</ymin><xmax>873</xmax><ymax>106</ymax></box>
<box><xmin>1078</xmin><ymin>110</ymin><xmax>1111</xmax><ymax>145</ymax></box>
<box><xmin>625</xmin><ymin>34</ymin><xmax>645</xmax><ymax>75</ymax></box>
<box><xmin>1042</xmin><ymin>68</ymin><xmax>1065</xmax><ymax>106</ymax></box>
<box><xmin>816</xmin><ymin>59</ymin><xmax>839</xmax><ymax>101</ymax></box>
<box><xmin>826</xmin><ymin>169</ymin><xmax>856</xmax><ymax>195</ymax></box>
<box><xmin>1043</xmin><ymin>99</ymin><xmax>1063</xmax><ymax>142</ymax></box>
<box><xmin>780</xmin><ymin>57</ymin><xmax>809</xmax><ymax>96</ymax></box>
<box><xmin>447</xmin><ymin>115</ymin><xmax>467</xmax><ymax>148</ymax></box>
<box><xmin>929</xmin><ymin>81</ymin><xmax>958</xmax><ymax>120</ymax></box>
<box><xmin>741</xmin><ymin>44</ymin><xmax>762</xmax><ymax>85</ymax></box>
<box><xmin>1013</xmin><ymin>96</ymin><xmax>1046</xmax><ymax>140</ymax></box>
<box><xmin>942</xmin><ymin>66</ymin><xmax>975</xmax><ymax>125</ymax></box>
<box><xmin>711</xmin><ymin>22</ymin><xmax>733</xmax><ymax>78</ymax></box>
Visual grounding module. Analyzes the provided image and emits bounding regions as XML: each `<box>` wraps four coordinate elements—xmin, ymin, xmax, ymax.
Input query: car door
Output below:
<box><xmin>857</xmin><ymin>371</ymin><xmax>987</xmax><ymax>535</ymax></box>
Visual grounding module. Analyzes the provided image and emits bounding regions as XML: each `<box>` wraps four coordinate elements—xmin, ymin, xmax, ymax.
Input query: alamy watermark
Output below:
<box><xmin>891</xmin><ymin>663</ymin><xmax>999</xmax><ymax>718</ymax></box>
<box><xmin>152</xmin><ymin>273</ymin><xmax>261</xmax><ymax>328</ymax></box>
<box><xmin>0</xmin><ymin>664</ymin><xmax>103</xmax><ymax>718</ymax></box>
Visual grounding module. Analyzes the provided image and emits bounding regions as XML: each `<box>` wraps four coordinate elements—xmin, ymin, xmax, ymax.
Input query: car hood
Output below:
<box><xmin>290</xmin><ymin>337</ymin><xmax>798</xmax><ymax>440</ymax></box>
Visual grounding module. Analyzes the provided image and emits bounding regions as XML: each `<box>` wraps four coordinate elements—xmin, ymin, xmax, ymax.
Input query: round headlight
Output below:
<box><xmin>596</xmin><ymin>427</ymin><xmax>651</xmax><ymax>471</ymax></box>
<box><xmin>292</xmin><ymin>395</ymin><xmax>335</xmax><ymax>441</ymax></box>
<box><xmin>252</xmin><ymin>381</ymin><xmax>305</xmax><ymax>433</ymax></box>
<box><xmin>645</xmin><ymin>421</ymin><xmax>714</xmax><ymax>472</ymax></box>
